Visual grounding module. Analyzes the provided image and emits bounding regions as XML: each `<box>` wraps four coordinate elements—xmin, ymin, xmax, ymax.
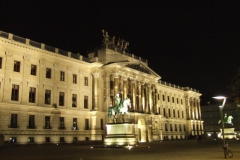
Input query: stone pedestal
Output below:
<box><xmin>104</xmin><ymin>123</ymin><xmax>136</xmax><ymax>146</ymax></box>
<box><xmin>219</xmin><ymin>128</ymin><xmax>236</xmax><ymax>139</ymax></box>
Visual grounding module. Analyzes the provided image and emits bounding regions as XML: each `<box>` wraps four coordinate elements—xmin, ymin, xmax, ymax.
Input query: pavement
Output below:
<box><xmin>0</xmin><ymin>139</ymin><xmax>240</xmax><ymax>160</ymax></box>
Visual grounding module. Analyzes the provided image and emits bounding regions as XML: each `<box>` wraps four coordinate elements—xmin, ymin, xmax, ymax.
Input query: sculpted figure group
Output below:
<box><xmin>102</xmin><ymin>30</ymin><xmax>129</xmax><ymax>52</ymax></box>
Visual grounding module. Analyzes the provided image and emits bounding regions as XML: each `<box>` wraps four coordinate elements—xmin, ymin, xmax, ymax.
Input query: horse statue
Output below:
<box><xmin>218</xmin><ymin>114</ymin><xmax>233</xmax><ymax>126</ymax></box>
<box><xmin>108</xmin><ymin>97</ymin><xmax>131</xmax><ymax>119</ymax></box>
<box><xmin>226</xmin><ymin>115</ymin><xmax>233</xmax><ymax>125</ymax></box>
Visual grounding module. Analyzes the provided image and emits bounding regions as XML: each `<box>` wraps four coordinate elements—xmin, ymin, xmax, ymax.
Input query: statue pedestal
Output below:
<box><xmin>219</xmin><ymin>127</ymin><xmax>236</xmax><ymax>139</ymax></box>
<box><xmin>104</xmin><ymin>123</ymin><xmax>136</xmax><ymax>146</ymax></box>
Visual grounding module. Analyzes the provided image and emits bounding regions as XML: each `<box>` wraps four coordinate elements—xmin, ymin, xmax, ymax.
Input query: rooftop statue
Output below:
<box><xmin>218</xmin><ymin>113</ymin><xmax>233</xmax><ymax>125</ymax></box>
<box><xmin>102</xmin><ymin>30</ymin><xmax>129</xmax><ymax>52</ymax></box>
<box><xmin>108</xmin><ymin>94</ymin><xmax>131</xmax><ymax>122</ymax></box>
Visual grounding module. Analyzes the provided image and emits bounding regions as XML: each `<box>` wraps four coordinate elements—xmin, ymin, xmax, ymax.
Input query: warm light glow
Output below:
<box><xmin>212</xmin><ymin>96</ymin><xmax>227</xmax><ymax>99</ymax></box>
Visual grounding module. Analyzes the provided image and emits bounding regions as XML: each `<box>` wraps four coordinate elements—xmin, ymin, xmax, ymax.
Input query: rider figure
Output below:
<box><xmin>115</xmin><ymin>94</ymin><xmax>121</xmax><ymax>112</ymax></box>
<box><xmin>224</xmin><ymin>113</ymin><xmax>228</xmax><ymax>123</ymax></box>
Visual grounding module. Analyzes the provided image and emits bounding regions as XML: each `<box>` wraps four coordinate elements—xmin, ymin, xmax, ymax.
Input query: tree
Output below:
<box><xmin>228</xmin><ymin>66</ymin><xmax>240</xmax><ymax>103</ymax></box>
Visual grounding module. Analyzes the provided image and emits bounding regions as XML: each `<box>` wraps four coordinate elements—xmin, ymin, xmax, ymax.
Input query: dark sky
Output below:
<box><xmin>1</xmin><ymin>1</ymin><xmax>240</xmax><ymax>105</ymax></box>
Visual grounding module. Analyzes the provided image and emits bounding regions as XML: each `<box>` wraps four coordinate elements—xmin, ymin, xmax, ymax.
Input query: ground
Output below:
<box><xmin>0</xmin><ymin>139</ymin><xmax>239</xmax><ymax>160</ymax></box>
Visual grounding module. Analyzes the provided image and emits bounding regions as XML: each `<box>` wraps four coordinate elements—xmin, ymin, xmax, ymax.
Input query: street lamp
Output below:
<box><xmin>213</xmin><ymin>96</ymin><xmax>227</xmax><ymax>158</ymax></box>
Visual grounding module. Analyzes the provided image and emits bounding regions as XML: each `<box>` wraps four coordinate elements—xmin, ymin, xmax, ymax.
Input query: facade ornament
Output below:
<box><xmin>67</xmin><ymin>66</ymin><xmax>72</xmax><ymax>71</ymax></box>
<box><xmin>112</xmin><ymin>72</ymin><xmax>119</xmax><ymax>78</ymax></box>
<box><xmin>23</xmin><ymin>55</ymin><xmax>30</xmax><ymax>61</ymax></box>
<box><xmin>53</xmin><ymin>63</ymin><xmax>59</xmax><ymax>68</ymax></box>
<box><xmin>92</xmin><ymin>72</ymin><xmax>100</xmax><ymax>78</ymax></box>
<box><xmin>39</xmin><ymin>59</ymin><xmax>45</xmax><ymax>66</ymax></box>
<box><xmin>5</xmin><ymin>51</ymin><xmax>13</xmax><ymax>57</ymax></box>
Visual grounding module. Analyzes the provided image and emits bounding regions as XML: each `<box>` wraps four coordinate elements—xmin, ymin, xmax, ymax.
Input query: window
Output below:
<box><xmin>60</xmin><ymin>137</ymin><xmax>65</xmax><ymax>142</ymax></box>
<box><xmin>45</xmin><ymin>137</ymin><xmax>50</xmax><ymax>142</ymax></box>
<box><xmin>72</xmin><ymin>94</ymin><xmax>77</xmax><ymax>107</ymax></box>
<box><xmin>101</xmin><ymin>119</ymin><xmax>104</xmax><ymax>130</ymax></box>
<box><xmin>162</xmin><ymin>95</ymin><xmax>165</xmax><ymax>101</ymax></box>
<box><xmin>72</xmin><ymin>118</ymin><xmax>78</xmax><ymax>130</ymax></box>
<box><xmin>163</xmin><ymin>108</ymin><xmax>166</xmax><ymax>116</ymax></box>
<box><xmin>168</xmin><ymin>109</ymin><xmax>171</xmax><ymax>117</ymax></box>
<box><xmin>182</xmin><ymin>111</ymin><xmax>184</xmax><ymax>118</ymax></box>
<box><xmin>170</xmin><ymin>124</ymin><xmax>173</xmax><ymax>131</ymax></box>
<box><xmin>45</xmin><ymin>90</ymin><xmax>51</xmax><ymax>104</ymax></box>
<box><xmin>28</xmin><ymin>137</ymin><xmax>34</xmax><ymax>142</ymax></box>
<box><xmin>44</xmin><ymin>116</ymin><xmax>51</xmax><ymax>129</ymax></box>
<box><xmin>85</xmin><ymin>119</ymin><xmax>89</xmax><ymax>130</ymax></box>
<box><xmin>29</xmin><ymin>87</ymin><xmax>36</xmax><ymax>103</ymax></box>
<box><xmin>13</xmin><ymin>61</ymin><xmax>20</xmax><ymax>72</ymax></box>
<box><xmin>59</xmin><ymin>92</ymin><xmax>64</xmax><ymax>106</ymax></box>
<box><xmin>11</xmin><ymin>84</ymin><xmax>19</xmax><ymax>101</ymax></box>
<box><xmin>46</xmin><ymin>68</ymin><xmax>51</xmax><ymax>79</ymax></box>
<box><xmin>181</xmin><ymin>99</ymin><xmax>183</xmax><ymax>104</ymax></box>
<box><xmin>28</xmin><ymin>115</ymin><xmax>35</xmax><ymax>129</ymax></box>
<box><xmin>84</xmin><ymin>96</ymin><xmax>88</xmax><ymax>109</ymax></box>
<box><xmin>84</xmin><ymin>77</ymin><xmax>88</xmax><ymax>86</ymax></box>
<box><xmin>178</xmin><ymin>110</ymin><xmax>180</xmax><ymax>118</ymax></box>
<box><xmin>175</xmin><ymin>124</ymin><xmax>178</xmax><ymax>131</ymax></box>
<box><xmin>60</xmin><ymin>71</ymin><xmax>65</xmax><ymax>81</ymax></box>
<box><xmin>30</xmin><ymin>64</ymin><xmax>37</xmax><ymax>76</ymax></box>
<box><xmin>73</xmin><ymin>74</ymin><xmax>77</xmax><ymax>84</ymax></box>
<box><xmin>73</xmin><ymin>137</ymin><xmax>78</xmax><ymax>143</ymax></box>
<box><xmin>59</xmin><ymin>117</ymin><xmax>65</xmax><ymax>129</ymax></box>
<box><xmin>172</xmin><ymin>97</ymin><xmax>174</xmax><ymax>103</ymax></box>
<box><xmin>167</xmin><ymin>96</ymin><xmax>170</xmax><ymax>102</ymax></box>
<box><xmin>10</xmin><ymin>114</ymin><xmax>18</xmax><ymax>128</ymax></box>
<box><xmin>173</xmin><ymin>109</ymin><xmax>175</xmax><ymax>118</ymax></box>
<box><xmin>0</xmin><ymin>57</ymin><xmax>2</xmax><ymax>69</ymax></box>
<box><xmin>177</xmin><ymin>98</ymin><xmax>179</xmax><ymax>104</ymax></box>
<box><xmin>179</xmin><ymin>124</ymin><xmax>182</xmax><ymax>131</ymax></box>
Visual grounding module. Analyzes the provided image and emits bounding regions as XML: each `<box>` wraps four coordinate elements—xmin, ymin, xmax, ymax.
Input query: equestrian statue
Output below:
<box><xmin>218</xmin><ymin>113</ymin><xmax>233</xmax><ymax>125</ymax></box>
<box><xmin>108</xmin><ymin>94</ymin><xmax>131</xmax><ymax>120</ymax></box>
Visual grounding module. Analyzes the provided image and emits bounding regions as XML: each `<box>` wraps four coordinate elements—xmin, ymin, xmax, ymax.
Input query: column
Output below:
<box><xmin>21</xmin><ymin>55</ymin><xmax>30</xmax><ymax>104</ymax></box>
<box><xmin>137</xmin><ymin>82</ymin><xmax>142</xmax><ymax>112</ymax></box>
<box><xmin>197</xmin><ymin>99</ymin><xmax>201</xmax><ymax>120</ymax></box>
<box><xmin>92</xmin><ymin>72</ymin><xmax>99</xmax><ymax>111</ymax></box>
<box><xmin>141</xmin><ymin>82</ymin><xmax>145</xmax><ymax>113</ymax></box>
<box><xmin>113</xmin><ymin>72</ymin><xmax>119</xmax><ymax>104</ymax></box>
<box><xmin>185</xmin><ymin>97</ymin><xmax>190</xmax><ymax>119</ymax></box>
<box><xmin>123</xmin><ymin>77</ymin><xmax>128</xmax><ymax>99</ymax></box>
<box><xmin>131</xmin><ymin>78</ymin><xmax>136</xmax><ymax>111</ymax></box>
<box><xmin>110</xmin><ymin>74</ymin><xmax>114</xmax><ymax>106</ymax></box>
<box><xmin>2</xmin><ymin>52</ymin><xmax>13</xmax><ymax>102</ymax></box>
<box><xmin>148</xmin><ymin>84</ymin><xmax>152</xmax><ymax>113</ymax></box>
<box><xmin>155</xmin><ymin>88</ymin><xmax>158</xmax><ymax>114</ymax></box>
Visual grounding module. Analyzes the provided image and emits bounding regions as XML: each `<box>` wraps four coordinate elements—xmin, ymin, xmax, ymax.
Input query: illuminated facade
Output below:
<box><xmin>0</xmin><ymin>30</ymin><xmax>203</xmax><ymax>144</ymax></box>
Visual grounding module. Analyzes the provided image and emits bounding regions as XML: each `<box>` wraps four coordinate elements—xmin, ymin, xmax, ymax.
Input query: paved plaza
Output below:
<box><xmin>0</xmin><ymin>139</ymin><xmax>240</xmax><ymax>160</ymax></box>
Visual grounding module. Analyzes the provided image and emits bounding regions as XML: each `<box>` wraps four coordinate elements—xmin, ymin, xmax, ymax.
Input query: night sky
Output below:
<box><xmin>1</xmin><ymin>1</ymin><xmax>240</xmax><ymax>105</ymax></box>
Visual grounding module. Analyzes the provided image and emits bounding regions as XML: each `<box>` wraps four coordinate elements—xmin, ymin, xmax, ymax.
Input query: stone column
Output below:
<box><xmin>113</xmin><ymin>72</ymin><xmax>119</xmax><ymax>105</ymax></box>
<box><xmin>197</xmin><ymin>99</ymin><xmax>201</xmax><ymax>120</ymax></box>
<box><xmin>145</xmin><ymin>84</ymin><xmax>149</xmax><ymax>113</ymax></box>
<box><xmin>110</xmin><ymin>74</ymin><xmax>114</xmax><ymax>106</ymax></box>
<box><xmin>21</xmin><ymin>55</ymin><xmax>30</xmax><ymax>104</ymax></box>
<box><xmin>123</xmin><ymin>77</ymin><xmax>128</xmax><ymax>99</ymax></box>
<box><xmin>141</xmin><ymin>82</ymin><xmax>145</xmax><ymax>113</ymax></box>
<box><xmin>185</xmin><ymin>97</ymin><xmax>190</xmax><ymax>119</ymax></box>
<box><xmin>92</xmin><ymin>72</ymin><xmax>99</xmax><ymax>111</ymax></box>
<box><xmin>137</xmin><ymin>82</ymin><xmax>142</xmax><ymax>112</ymax></box>
<box><xmin>131</xmin><ymin>78</ymin><xmax>136</xmax><ymax>111</ymax></box>
<box><xmin>148</xmin><ymin>84</ymin><xmax>152</xmax><ymax>113</ymax></box>
<box><xmin>2</xmin><ymin>52</ymin><xmax>13</xmax><ymax>102</ymax></box>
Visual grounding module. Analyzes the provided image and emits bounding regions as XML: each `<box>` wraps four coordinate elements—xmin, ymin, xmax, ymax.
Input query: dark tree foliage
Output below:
<box><xmin>228</xmin><ymin>67</ymin><xmax>240</xmax><ymax>103</ymax></box>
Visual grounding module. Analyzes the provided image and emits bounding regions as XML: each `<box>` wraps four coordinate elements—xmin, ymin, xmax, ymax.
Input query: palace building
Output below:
<box><xmin>0</xmin><ymin>30</ymin><xmax>203</xmax><ymax>144</ymax></box>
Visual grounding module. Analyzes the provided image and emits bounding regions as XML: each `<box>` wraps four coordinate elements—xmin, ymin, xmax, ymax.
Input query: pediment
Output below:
<box><xmin>103</xmin><ymin>61</ymin><xmax>161</xmax><ymax>79</ymax></box>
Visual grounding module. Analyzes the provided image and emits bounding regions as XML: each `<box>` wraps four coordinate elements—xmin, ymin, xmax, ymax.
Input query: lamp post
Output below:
<box><xmin>213</xmin><ymin>96</ymin><xmax>227</xmax><ymax>158</ymax></box>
